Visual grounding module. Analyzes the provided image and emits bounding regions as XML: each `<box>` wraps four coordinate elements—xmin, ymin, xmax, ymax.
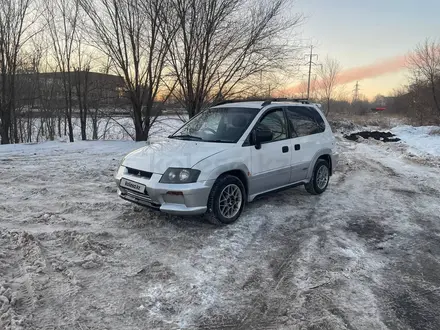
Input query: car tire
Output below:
<box><xmin>305</xmin><ymin>159</ymin><xmax>330</xmax><ymax>195</ymax></box>
<box><xmin>205</xmin><ymin>175</ymin><xmax>246</xmax><ymax>225</ymax></box>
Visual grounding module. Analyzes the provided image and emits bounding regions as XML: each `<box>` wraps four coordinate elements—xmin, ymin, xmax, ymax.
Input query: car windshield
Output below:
<box><xmin>170</xmin><ymin>107</ymin><xmax>258</xmax><ymax>143</ymax></box>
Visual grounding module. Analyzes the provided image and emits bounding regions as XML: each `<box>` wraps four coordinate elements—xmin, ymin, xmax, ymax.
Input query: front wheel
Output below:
<box><xmin>305</xmin><ymin>159</ymin><xmax>330</xmax><ymax>195</ymax></box>
<box><xmin>205</xmin><ymin>175</ymin><xmax>246</xmax><ymax>225</ymax></box>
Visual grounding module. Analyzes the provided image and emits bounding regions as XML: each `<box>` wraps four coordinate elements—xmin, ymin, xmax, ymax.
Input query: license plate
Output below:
<box><xmin>120</xmin><ymin>178</ymin><xmax>146</xmax><ymax>193</ymax></box>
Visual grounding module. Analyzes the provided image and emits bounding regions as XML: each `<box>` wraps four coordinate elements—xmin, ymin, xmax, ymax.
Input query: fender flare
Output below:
<box><xmin>206</xmin><ymin>163</ymin><xmax>250</xmax><ymax>188</ymax></box>
<box><xmin>307</xmin><ymin>148</ymin><xmax>333</xmax><ymax>180</ymax></box>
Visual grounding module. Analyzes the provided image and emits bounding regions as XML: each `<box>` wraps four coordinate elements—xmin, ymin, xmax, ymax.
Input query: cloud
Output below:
<box><xmin>279</xmin><ymin>54</ymin><xmax>407</xmax><ymax>95</ymax></box>
<box><xmin>337</xmin><ymin>55</ymin><xmax>406</xmax><ymax>84</ymax></box>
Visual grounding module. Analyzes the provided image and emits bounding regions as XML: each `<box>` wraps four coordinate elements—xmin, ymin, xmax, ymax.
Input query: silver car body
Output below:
<box><xmin>115</xmin><ymin>101</ymin><xmax>339</xmax><ymax>215</ymax></box>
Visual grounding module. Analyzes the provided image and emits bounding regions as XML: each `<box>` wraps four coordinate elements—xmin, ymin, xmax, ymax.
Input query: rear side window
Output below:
<box><xmin>286</xmin><ymin>106</ymin><xmax>326</xmax><ymax>137</ymax></box>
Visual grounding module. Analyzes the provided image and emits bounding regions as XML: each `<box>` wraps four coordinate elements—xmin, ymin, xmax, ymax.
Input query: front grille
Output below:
<box><xmin>126</xmin><ymin>189</ymin><xmax>152</xmax><ymax>202</ymax></box>
<box><xmin>121</xmin><ymin>189</ymin><xmax>161</xmax><ymax>209</ymax></box>
<box><xmin>127</xmin><ymin>167</ymin><xmax>153</xmax><ymax>180</ymax></box>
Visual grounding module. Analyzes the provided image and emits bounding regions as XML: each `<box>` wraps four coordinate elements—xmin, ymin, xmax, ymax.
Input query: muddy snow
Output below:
<box><xmin>1</xmin><ymin>130</ymin><xmax>440</xmax><ymax>329</ymax></box>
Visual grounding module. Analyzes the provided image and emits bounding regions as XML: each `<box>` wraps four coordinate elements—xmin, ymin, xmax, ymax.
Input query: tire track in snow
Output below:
<box><xmin>228</xmin><ymin>142</ymin><xmax>402</xmax><ymax>330</ymax></box>
<box><xmin>189</xmin><ymin>189</ymin><xmax>330</xmax><ymax>329</ymax></box>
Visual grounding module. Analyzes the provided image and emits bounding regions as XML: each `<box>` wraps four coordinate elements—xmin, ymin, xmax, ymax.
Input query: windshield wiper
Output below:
<box><xmin>169</xmin><ymin>134</ymin><xmax>203</xmax><ymax>141</ymax></box>
<box><xmin>204</xmin><ymin>139</ymin><xmax>234</xmax><ymax>143</ymax></box>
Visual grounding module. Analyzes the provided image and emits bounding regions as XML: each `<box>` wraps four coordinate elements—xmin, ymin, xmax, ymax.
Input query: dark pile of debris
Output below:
<box><xmin>344</xmin><ymin>131</ymin><xmax>401</xmax><ymax>143</ymax></box>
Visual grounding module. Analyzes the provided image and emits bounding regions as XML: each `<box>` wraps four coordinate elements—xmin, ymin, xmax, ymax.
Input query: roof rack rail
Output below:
<box><xmin>214</xmin><ymin>98</ymin><xmax>267</xmax><ymax>106</ymax></box>
<box><xmin>261</xmin><ymin>98</ymin><xmax>310</xmax><ymax>106</ymax></box>
<box><xmin>214</xmin><ymin>98</ymin><xmax>310</xmax><ymax>107</ymax></box>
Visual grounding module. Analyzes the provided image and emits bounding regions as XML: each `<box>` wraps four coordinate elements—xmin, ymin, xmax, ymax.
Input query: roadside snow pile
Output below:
<box><xmin>391</xmin><ymin>126</ymin><xmax>440</xmax><ymax>157</ymax></box>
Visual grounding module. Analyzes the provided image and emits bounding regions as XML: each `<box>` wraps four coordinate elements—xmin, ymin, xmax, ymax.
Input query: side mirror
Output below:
<box><xmin>254</xmin><ymin>128</ymin><xmax>273</xmax><ymax>150</ymax></box>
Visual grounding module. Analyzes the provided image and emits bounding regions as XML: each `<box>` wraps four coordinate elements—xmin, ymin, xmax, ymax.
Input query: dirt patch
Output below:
<box><xmin>344</xmin><ymin>131</ymin><xmax>401</xmax><ymax>142</ymax></box>
<box><xmin>347</xmin><ymin>219</ymin><xmax>388</xmax><ymax>241</ymax></box>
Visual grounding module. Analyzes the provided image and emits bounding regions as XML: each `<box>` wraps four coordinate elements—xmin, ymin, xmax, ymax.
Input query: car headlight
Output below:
<box><xmin>160</xmin><ymin>168</ymin><xmax>200</xmax><ymax>184</ymax></box>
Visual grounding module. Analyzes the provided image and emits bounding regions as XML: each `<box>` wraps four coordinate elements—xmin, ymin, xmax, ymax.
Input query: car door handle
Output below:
<box><xmin>282</xmin><ymin>146</ymin><xmax>289</xmax><ymax>153</ymax></box>
<box><xmin>295</xmin><ymin>144</ymin><xmax>300</xmax><ymax>151</ymax></box>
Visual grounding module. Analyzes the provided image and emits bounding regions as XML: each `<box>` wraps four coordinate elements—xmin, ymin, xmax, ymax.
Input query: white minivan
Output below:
<box><xmin>115</xmin><ymin>99</ymin><xmax>338</xmax><ymax>224</ymax></box>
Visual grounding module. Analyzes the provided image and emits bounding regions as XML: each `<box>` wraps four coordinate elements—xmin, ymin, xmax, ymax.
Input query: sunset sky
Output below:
<box><xmin>289</xmin><ymin>0</ymin><xmax>440</xmax><ymax>99</ymax></box>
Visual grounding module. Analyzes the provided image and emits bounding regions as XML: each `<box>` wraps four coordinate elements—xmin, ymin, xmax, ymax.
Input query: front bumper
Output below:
<box><xmin>115</xmin><ymin>170</ymin><xmax>213</xmax><ymax>216</ymax></box>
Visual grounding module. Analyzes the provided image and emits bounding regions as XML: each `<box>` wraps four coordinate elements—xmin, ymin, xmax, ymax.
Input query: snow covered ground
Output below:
<box><xmin>392</xmin><ymin>125</ymin><xmax>440</xmax><ymax>157</ymax></box>
<box><xmin>1</xmin><ymin>126</ymin><xmax>440</xmax><ymax>329</ymax></box>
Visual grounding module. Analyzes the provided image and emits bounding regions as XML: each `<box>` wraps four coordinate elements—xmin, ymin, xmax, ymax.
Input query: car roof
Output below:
<box><xmin>212</xmin><ymin>101</ymin><xmax>264</xmax><ymax>109</ymax></box>
<box><xmin>212</xmin><ymin>101</ymin><xmax>317</xmax><ymax>110</ymax></box>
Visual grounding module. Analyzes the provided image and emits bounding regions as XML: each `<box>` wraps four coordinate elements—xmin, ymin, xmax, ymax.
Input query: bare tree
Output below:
<box><xmin>14</xmin><ymin>47</ymin><xmax>41</xmax><ymax>143</ymax></box>
<box><xmin>296</xmin><ymin>80</ymin><xmax>310</xmax><ymax>99</ymax></box>
<box><xmin>73</xmin><ymin>39</ymin><xmax>94</xmax><ymax>141</ymax></box>
<box><xmin>244</xmin><ymin>71</ymin><xmax>289</xmax><ymax>98</ymax></box>
<box><xmin>79</xmin><ymin>0</ymin><xmax>176</xmax><ymax>141</ymax></box>
<box><xmin>168</xmin><ymin>0</ymin><xmax>302</xmax><ymax>117</ymax></box>
<box><xmin>74</xmin><ymin>68</ymin><xmax>90</xmax><ymax>141</ymax></box>
<box><xmin>316</xmin><ymin>56</ymin><xmax>342</xmax><ymax>116</ymax></box>
<box><xmin>407</xmin><ymin>39</ymin><xmax>440</xmax><ymax>116</ymax></box>
<box><xmin>45</xmin><ymin>0</ymin><xmax>81</xmax><ymax>142</ymax></box>
<box><xmin>0</xmin><ymin>0</ymin><xmax>35</xmax><ymax>144</ymax></box>
<box><xmin>400</xmin><ymin>78</ymin><xmax>439</xmax><ymax>125</ymax></box>
<box><xmin>36</xmin><ymin>36</ymin><xmax>60</xmax><ymax>141</ymax></box>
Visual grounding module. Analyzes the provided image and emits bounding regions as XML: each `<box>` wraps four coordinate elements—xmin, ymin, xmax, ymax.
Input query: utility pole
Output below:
<box><xmin>305</xmin><ymin>45</ymin><xmax>319</xmax><ymax>100</ymax></box>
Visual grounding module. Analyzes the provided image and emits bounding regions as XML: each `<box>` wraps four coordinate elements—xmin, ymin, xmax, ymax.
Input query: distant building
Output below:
<box><xmin>14</xmin><ymin>71</ymin><xmax>129</xmax><ymax>112</ymax></box>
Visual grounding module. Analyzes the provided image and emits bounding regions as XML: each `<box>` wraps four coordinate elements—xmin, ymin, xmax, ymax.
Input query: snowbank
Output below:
<box><xmin>391</xmin><ymin>125</ymin><xmax>440</xmax><ymax>157</ymax></box>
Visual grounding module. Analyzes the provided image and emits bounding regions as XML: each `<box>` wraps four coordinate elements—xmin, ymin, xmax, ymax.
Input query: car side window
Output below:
<box><xmin>286</xmin><ymin>106</ymin><xmax>325</xmax><ymax>137</ymax></box>
<box><xmin>257</xmin><ymin>109</ymin><xmax>287</xmax><ymax>142</ymax></box>
<box><xmin>307</xmin><ymin>107</ymin><xmax>326</xmax><ymax>129</ymax></box>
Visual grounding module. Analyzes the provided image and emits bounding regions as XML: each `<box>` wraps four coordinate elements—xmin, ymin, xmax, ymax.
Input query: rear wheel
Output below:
<box><xmin>305</xmin><ymin>159</ymin><xmax>330</xmax><ymax>195</ymax></box>
<box><xmin>205</xmin><ymin>175</ymin><xmax>246</xmax><ymax>225</ymax></box>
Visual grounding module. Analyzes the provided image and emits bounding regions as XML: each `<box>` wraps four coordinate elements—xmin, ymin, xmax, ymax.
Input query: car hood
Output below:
<box><xmin>122</xmin><ymin>138</ymin><xmax>231</xmax><ymax>174</ymax></box>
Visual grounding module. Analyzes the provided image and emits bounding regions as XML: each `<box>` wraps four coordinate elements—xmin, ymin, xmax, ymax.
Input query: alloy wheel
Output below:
<box><xmin>316</xmin><ymin>165</ymin><xmax>329</xmax><ymax>190</ymax></box>
<box><xmin>219</xmin><ymin>184</ymin><xmax>243</xmax><ymax>219</ymax></box>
